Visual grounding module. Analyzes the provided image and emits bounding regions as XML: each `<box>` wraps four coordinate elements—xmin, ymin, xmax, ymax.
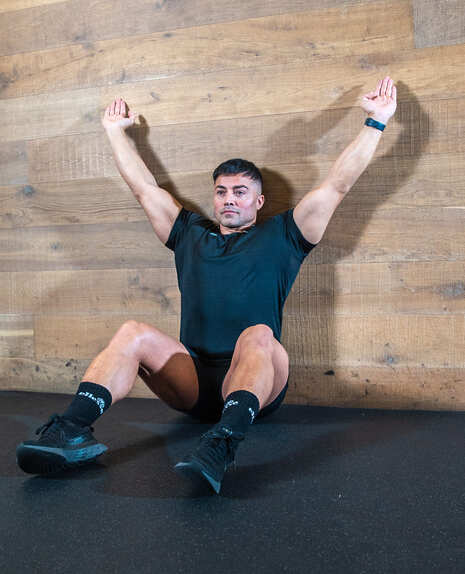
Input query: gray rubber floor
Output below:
<box><xmin>1</xmin><ymin>390</ymin><xmax>464</xmax><ymax>574</ymax></box>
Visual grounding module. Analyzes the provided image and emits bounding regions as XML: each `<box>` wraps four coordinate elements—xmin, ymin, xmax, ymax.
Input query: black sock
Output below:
<box><xmin>218</xmin><ymin>390</ymin><xmax>260</xmax><ymax>436</ymax></box>
<box><xmin>62</xmin><ymin>382</ymin><xmax>112</xmax><ymax>427</ymax></box>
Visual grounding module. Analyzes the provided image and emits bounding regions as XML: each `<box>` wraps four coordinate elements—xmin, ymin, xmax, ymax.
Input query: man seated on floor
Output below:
<box><xmin>16</xmin><ymin>77</ymin><xmax>397</xmax><ymax>493</ymax></box>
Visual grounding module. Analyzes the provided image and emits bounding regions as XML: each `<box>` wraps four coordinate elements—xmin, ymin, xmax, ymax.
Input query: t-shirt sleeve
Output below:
<box><xmin>165</xmin><ymin>207</ymin><xmax>201</xmax><ymax>251</ymax></box>
<box><xmin>282</xmin><ymin>208</ymin><xmax>318</xmax><ymax>260</ymax></box>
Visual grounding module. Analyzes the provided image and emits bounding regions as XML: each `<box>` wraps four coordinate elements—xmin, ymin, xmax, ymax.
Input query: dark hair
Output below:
<box><xmin>212</xmin><ymin>158</ymin><xmax>263</xmax><ymax>189</ymax></box>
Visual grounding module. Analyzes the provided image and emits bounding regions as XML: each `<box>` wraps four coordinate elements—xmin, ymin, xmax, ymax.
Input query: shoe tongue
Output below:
<box><xmin>214</xmin><ymin>426</ymin><xmax>244</xmax><ymax>441</ymax></box>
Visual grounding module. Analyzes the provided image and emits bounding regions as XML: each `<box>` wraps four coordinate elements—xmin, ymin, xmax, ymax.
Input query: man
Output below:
<box><xmin>16</xmin><ymin>77</ymin><xmax>397</xmax><ymax>493</ymax></box>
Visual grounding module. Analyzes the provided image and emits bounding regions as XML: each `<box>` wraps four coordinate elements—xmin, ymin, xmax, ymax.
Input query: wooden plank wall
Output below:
<box><xmin>1</xmin><ymin>0</ymin><xmax>464</xmax><ymax>410</ymax></box>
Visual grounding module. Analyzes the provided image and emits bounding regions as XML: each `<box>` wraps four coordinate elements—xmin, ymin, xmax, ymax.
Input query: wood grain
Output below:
<box><xmin>26</xmin><ymin>311</ymin><xmax>465</xmax><ymax>369</ymax></box>
<box><xmin>0</xmin><ymin>0</ymin><xmax>65</xmax><ymax>13</ymax></box>
<box><xmin>20</xmin><ymin>95</ymin><xmax>462</xmax><ymax>186</ymax></box>
<box><xmin>1</xmin><ymin>0</ymin><xmax>463</xmax><ymax>410</ymax></box>
<box><xmin>1</xmin><ymin>358</ymin><xmax>463</xmax><ymax>411</ymax></box>
<box><xmin>1</xmin><ymin>261</ymin><xmax>464</xmax><ymax>317</ymax></box>
<box><xmin>0</xmin><ymin>0</ymin><xmax>391</xmax><ymax>57</ymax></box>
<box><xmin>0</xmin><ymin>2</ymin><xmax>413</xmax><ymax>99</ymax></box>
<box><xmin>1</xmin><ymin>204</ymin><xmax>464</xmax><ymax>272</ymax></box>
<box><xmin>0</xmin><ymin>177</ymin><xmax>141</xmax><ymax>229</ymax></box>
<box><xmin>0</xmin><ymin>220</ymin><xmax>169</xmax><ymax>272</ymax></box>
<box><xmin>282</xmin><ymin>314</ymin><xmax>465</xmax><ymax>368</ymax></box>
<box><xmin>413</xmin><ymin>0</ymin><xmax>465</xmax><ymax>49</ymax></box>
<box><xmin>286</xmin><ymin>260</ymin><xmax>465</xmax><ymax>316</ymax></box>
<box><xmin>0</xmin><ymin>141</ymin><xmax>28</xmax><ymax>185</ymax></box>
<box><xmin>0</xmin><ymin>315</ymin><xmax>34</xmax><ymax>358</ymax></box>
<box><xmin>0</xmin><ymin>357</ymin><xmax>87</xmax><ymax>394</ymax></box>
<box><xmin>288</xmin><ymin>365</ymin><xmax>465</xmax><ymax>410</ymax></box>
<box><xmin>2</xmin><ymin>149</ymin><xmax>465</xmax><ymax>230</ymax></box>
<box><xmin>34</xmin><ymin>314</ymin><xmax>180</xmax><ymax>359</ymax></box>
<box><xmin>3</xmin><ymin>43</ymin><xmax>465</xmax><ymax>143</ymax></box>
<box><xmin>0</xmin><ymin>268</ymin><xmax>180</xmax><ymax>315</ymax></box>
<box><xmin>0</xmin><ymin>356</ymin><xmax>152</xmax><ymax>398</ymax></box>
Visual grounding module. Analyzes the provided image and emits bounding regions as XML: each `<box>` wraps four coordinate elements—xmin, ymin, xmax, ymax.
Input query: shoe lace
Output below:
<box><xmin>35</xmin><ymin>414</ymin><xmax>93</xmax><ymax>438</ymax></box>
<box><xmin>196</xmin><ymin>427</ymin><xmax>244</xmax><ymax>469</ymax></box>
<box><xmin>35</xmin><ymin>414</ymin><xmax>62</xmax><ymax>436</ymax></box>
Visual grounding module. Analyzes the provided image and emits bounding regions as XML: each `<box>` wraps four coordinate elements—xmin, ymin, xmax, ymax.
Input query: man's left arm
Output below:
<box><xmin>294</xmin><ymin>76</ymin><xmax>397</xmax><ymax>245</ymax></box>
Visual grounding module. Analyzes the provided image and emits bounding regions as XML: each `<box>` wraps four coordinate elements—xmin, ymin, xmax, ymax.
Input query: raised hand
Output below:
<box><xmin>361</xmin><ymin>76</ymin><xmax>397</xmax><ymax>124</ymax></box>
<box><xmin>102</xmin><ymin>97</ymin><xmax>137</xmax><ymax>131</ymax></box>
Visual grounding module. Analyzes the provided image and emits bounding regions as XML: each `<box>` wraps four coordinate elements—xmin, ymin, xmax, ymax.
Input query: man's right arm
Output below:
<box><xmin>102</xmin><ymin>98</ymin><xmax>182</xmax><ymax>245</ymax></box>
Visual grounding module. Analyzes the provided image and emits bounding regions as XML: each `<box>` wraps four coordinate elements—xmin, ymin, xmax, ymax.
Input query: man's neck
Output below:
<box><xmin>219</xmin><ymin>222</ymin><xmax>255</xmax><ymax>235</ymax></box>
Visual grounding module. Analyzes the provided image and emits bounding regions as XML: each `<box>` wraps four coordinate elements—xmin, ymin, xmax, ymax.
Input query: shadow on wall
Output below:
<box><xmin>127</xmin><ymin>112</ymin><xmax>299</xmax><ymax>222</ymax></box>
<box><xmin>122</xmin><ymin>80</ymin><xmax>431</xmax><ymax>389</ymax></box>
<box><xmin>127</xmin><ymin>115</ymin><xmax>205</xmax><ymax>217</ymax></box>
<box><xmin>325</xmin><ymin>81</ymin><xmax>430</xmax><ymax>261</ymax></box>
<box><xmin>261</xmin><ymin>83</ymin><xmax>363</xmax><ymax>220</ymax></box>
<box><xmin>263</xmin><ymin>81</ymin><xmax>430</xmax><ymax>397</ymax></box>
<box><xmin>21</xmin><ymin>81</ymin><xmax>429</xmax><ymax>404</ymax></box>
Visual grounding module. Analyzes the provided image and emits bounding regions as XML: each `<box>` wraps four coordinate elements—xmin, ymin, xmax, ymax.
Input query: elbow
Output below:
<box><xmin>329</xmin><ymin>178</ymin><xmax>352</xmax><ymax>196</ymax></box>
<box><xmin>335</xmin><ymin>175</ymin><xmax>354</xmax><ymax>195</ymax></box>
<box><xmin>132</xmin><ymin>182</ymin><xmax>158</xmax><ymax>202</ymax></box>
<box><xmin>326</xmin><ymin>172</ymin><xmax>353</xmax><ymax>195</ymax></box>
<box><xmin>129</xmin><ymin>185</ymin><xmax>143</xmax><ymax>201</ymax></box>
<box><xmin>339</xmin><ymin>182</ymin><xmax>352</xmax><ymax>195</ymax></box>
<box><xmin>131</xmin><ymin>186</ymin><xmax>151</xmax><ymax>204</ymax></box>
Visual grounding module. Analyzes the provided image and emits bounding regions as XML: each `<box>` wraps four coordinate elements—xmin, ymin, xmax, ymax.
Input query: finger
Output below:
<box><xmin>115</xmin><ymin>98</ymin><xmax>121</xmax><ymax>116</ymax></box>
<box><xmin>378</xmin><ymin>78</ymin><xmax>383</xmax><ymax>96</ymax></box>
<box><xmin>110</xmin><ymin>99</ymin><xmax>116</xmax><ymax>116</ymax></box>
<box><xmin>382</xmin><ymin>76</ymin><xmax>390</xmax><ymax>96</ymax></box>
<box><xmin>121</xmin><ymin>99</ymin><xmax>126</xmax><ymax>116</ymax></box>
<box><xmin>392</xmin><ymin>84</ymin><xmax>397</xmax><ymax>101</ymax></box>
<box><xmin>380</xmin><ymin>77</ymin><xmax>386</xmax><ymax>96</ymax></box>
<box><xmin>386</xmin><ymin>78</ymin><xmax>393</xmax><ymax>98</ymax></box>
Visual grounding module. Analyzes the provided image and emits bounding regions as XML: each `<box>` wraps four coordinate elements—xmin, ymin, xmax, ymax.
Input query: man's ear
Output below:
<box><xmin>257</xmin><ymin>194</ymin><xmax>265</xmax><ymax>210</ymax></box>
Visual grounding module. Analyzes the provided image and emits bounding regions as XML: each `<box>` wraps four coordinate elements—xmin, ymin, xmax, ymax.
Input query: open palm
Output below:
<box><xmin>361</xmin><ymin>76</ymin><xmax>397</xmax><ymax>124</ymax></box>
<box><xmin>102</xmin><ymin>98</ymin><xmax>137</xmax><ymax>131</ymax></box>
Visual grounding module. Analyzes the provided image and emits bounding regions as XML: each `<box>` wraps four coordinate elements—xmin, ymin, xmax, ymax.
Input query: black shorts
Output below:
<box><xmin>182</xmin><ymin>350</ymin><xmax>288</xmax><ymax>422</ymax></box>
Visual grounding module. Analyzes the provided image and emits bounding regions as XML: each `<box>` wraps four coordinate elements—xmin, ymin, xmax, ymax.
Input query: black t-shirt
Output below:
<box><xmin>165</xmin><ymin>207</ymin><xmax>317</xmax><ymax>360</ymax></box>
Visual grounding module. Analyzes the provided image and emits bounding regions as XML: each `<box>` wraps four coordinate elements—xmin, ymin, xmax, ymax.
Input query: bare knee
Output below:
<box><xmin>108</xmin><ymin>320</ymin><xmax>153</xmax><ymax>359</ymax></box>
<box><xmin>112</xmin><ymin>319</ymin><xmax>145</xmax><ymax>342</ymax></box>
<box><xmin>236</xmin><ymin>324</ymin><xmax>289</xmax><ymax>372</ymax></box>
<box><xmin>238</xmin><ymin>324</ymin><xmax>274</xmax><ymax>352</ymax></box>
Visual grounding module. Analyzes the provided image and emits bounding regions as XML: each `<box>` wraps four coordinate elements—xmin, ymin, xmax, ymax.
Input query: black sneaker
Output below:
<box><xmin>16</xmin><ymin>413</ymin><xmax>108</xmax><ymax>475</ymax></box>
<box><xmin>174</xmin><ymin>425</ymin><xmax>244</xmax><ymax>494</ymax></box>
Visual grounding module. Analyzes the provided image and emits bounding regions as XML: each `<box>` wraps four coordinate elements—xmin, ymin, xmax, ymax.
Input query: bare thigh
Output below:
<box><xmin>221</xmin><ymin>329</ymin><xmax>289</xmax><ymax>408</ymax></box>
<box><xmin>128</xmin><ymin>321</ymin><xmax>199</xmax><ymax>412</ymax></box>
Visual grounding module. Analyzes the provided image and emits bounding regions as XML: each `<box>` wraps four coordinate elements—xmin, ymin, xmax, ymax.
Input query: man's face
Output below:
<box><xmin>213</xmin><ymin>173</ymin><xmax>264</xmax><ymax>234</ymax></box>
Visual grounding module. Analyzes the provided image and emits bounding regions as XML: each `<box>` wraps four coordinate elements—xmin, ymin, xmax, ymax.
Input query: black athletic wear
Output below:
<box><xmin>166</xmin><ymin>207</ymin><xmax>317</xmax><ymax>360</ymax></box>
<box><xmin>166</xmin><ymin>206</ymin><xmax>316</xmax><ymax>421</ymax></box>
<box><xmin>184</xmin><ymin>352</ymin><xmax>289</xmax><ymax>421</ymax></box>
<box><xmin>16</xmin><ymin>414</ymin><xmax>107</xmax><ymax>474</ymax></box>
<box><xmin>174</xmin><ymin>425</ymin><xmax>245</xmax><ymax>494</ymax></box>
<box><xmin>63</xmin><ymin>381</ymin><xmax>113</xmax><ymax>427</ymax></box>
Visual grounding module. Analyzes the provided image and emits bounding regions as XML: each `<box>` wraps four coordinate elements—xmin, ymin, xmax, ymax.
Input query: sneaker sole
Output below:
<box><xmin>16</xmin><ymin>443</ymin><xmax>108</xmax><ymax>475</ymax></box>
<box><xmin>174</xmin><ymin>461</ymin><xmax>221</xmax><ymax>494</ymax></box>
